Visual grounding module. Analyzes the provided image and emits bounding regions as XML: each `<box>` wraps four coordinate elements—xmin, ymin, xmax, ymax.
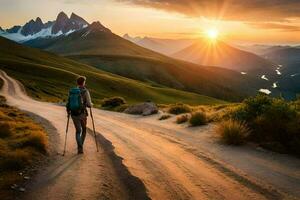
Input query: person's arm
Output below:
<box><xmin>85</xmin><ymin>90</ymin><xmax>93</xmax><ymax>108</ymax></box>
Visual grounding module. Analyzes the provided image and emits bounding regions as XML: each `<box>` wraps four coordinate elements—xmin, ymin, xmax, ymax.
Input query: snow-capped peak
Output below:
<box><xmin>0</xmin><ymin>11</ymin><xmax>89</xmax><ymax>43</ymax></box>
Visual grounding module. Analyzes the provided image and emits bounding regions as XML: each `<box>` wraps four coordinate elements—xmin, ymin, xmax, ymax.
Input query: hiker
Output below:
<box><xmin>66</xmin><ymin>76</ymin><xmax>93</xmax><ymax>154</ymax></box>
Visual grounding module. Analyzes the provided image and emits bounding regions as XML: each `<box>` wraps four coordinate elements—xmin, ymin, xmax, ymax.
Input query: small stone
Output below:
<box><xmin>24</xmin><ymin>176</ymin><xmax>30</xmax><ymax>180</ymax></box>
<box><xmin>11</xmin><ymin>184</ymin><xmax>18</xmax><ymax>190</ymax></box>
<box><xmin>19</xmin><ymin>187</ymin><xmax>26</xmax><ymax>192</ymax></box>
<box><xmin>19</xmin><ymin>172</ymin><xmax>23</xmax><ymax>176</ymax></box>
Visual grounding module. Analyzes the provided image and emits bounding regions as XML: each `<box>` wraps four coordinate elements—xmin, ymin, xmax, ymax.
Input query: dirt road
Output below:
<box><xmin>1</xmin><ymin>70</ymin><xmax>299</xmax><ymax>200</ymax></box>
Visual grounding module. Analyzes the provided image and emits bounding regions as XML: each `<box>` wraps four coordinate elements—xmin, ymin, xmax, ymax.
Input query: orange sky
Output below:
<box><xmin>1</xmin><ymin>0</ymin><xmax>300</xmax><ymax>44</ymax></box>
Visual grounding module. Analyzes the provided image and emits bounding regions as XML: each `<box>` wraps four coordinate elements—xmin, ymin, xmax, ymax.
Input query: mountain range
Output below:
<box><xmin>172</xmin><ymin>39</ymin><xmax>277</xmax><ymax>77</ymax></box>
<box><xmin>123</xmin><ymin>34</ymin><xmax>194</xmax><ymax>55</ymax></box>
<box><xmin>1</xmin><ymin>11</ymin><xmax>298</xmax><ymax>101</ymax></box>
<box><xmin>0</xmin><ymin>12</ymin><xmax>88</xmax><ymax>42</ymax></box>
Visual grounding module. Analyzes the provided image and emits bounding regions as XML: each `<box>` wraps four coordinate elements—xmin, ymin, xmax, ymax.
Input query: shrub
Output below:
<box><xmin>0</xmin><ymin>122</ymin><xmax>13</xmax><ymax>138</ymax></box>
<box><xmin>168</xmin><ymin>103</ymin><xmax>191</xmax><ymax>115</ymax></box>
<box><xmin>216</xmin><ymin>120</ymin><xmax>250</xmax><ymax>145</ymax></box>
<box><xmin>189</xmin><ymin>112</ymin><xmax>207</xmax><ymax>126</ymax></box>
<box><xmin>176</xmin><ymin>114</ymin><xmax>189</xmax><ymax>124</ymax></box>
<box><xmin>101</xmin><ymin>97</ymin><xmax>126</xmax><ymax>108</ymax></box>
<box><xmin>159</xmin><ymin>114</ymin><xmax>171</xmax><ymax>120</ymax></box>
<box><xmin>228</xmin><ymin>94</ymin><xmax>300</xmax><ymax>155</ymax></box>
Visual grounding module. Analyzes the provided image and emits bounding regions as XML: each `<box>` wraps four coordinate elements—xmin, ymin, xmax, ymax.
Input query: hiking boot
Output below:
<box><xmin>78</xmin><ymin>148</ymin><xmax>83</xmax><ymax>154</ymax></box>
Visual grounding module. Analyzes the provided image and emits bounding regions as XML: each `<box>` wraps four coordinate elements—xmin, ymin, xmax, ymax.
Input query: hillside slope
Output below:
<box><xmin>0</xmin><ymin>36</ymin><xmax>225</xmax><ymax>105</ymax></box>
<box><xmin>173</xmin><ymin>40</ymin><xmax>277</xmax><ymax>77</ymax></box>
<box><xmin>25</xmin><ymin>23</ymin><xmax>271</xmax><ymax>101</ymax></box>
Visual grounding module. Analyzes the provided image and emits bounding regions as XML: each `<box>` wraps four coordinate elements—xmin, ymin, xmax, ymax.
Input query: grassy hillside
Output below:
<box><xmin>0</xmin><ymin>36</ymin><xmax>225</xmax><ymax>105</ymax></box>
<box><xmin>25</xmin><ymin>23</ymin><xmax>269</xmax><ymax>101</ymax></box>
<box><xmin>67</xmin><ymin>54</ymin><xmax>269</xmax><ymax>101</ymax></box>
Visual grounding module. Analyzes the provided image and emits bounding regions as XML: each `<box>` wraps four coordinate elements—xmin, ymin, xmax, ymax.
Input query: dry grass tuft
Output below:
<box><xmin>168</xmin><ymin>103</ymin><xmax>191</xmax><ymax>115</ymax></box>
<box><xmin>216</xmin><ymin>120</ymin><xmax>250</xmax><ymax>145</ymax></box>
<box><xmin>189</xmin><ymin>112</ymin><xmax>207</xmax><ymax>126</ymax></box>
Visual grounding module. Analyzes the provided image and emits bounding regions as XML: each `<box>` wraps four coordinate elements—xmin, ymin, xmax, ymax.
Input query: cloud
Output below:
<box><xmin>116</xmin><ymin>0</ymin><xmax>300</xmax><ymax>21</ymax></box>
<box><xmin>247</xmin><ymin>22</ymin><xmax>300</xmax><ymax>32</ymax></box>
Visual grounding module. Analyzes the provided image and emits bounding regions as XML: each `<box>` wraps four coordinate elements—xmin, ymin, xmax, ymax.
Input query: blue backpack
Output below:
<box><xmin>67</xmin><ymin>88</ymin><xmax>85</xmax><ymax>115</ymax></box>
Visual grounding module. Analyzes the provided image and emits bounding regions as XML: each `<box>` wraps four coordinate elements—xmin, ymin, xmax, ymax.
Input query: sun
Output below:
<box><xmin>206</xmin><ymin>28</ymin><xmax>219</xmax><ymax>40</ymax></box>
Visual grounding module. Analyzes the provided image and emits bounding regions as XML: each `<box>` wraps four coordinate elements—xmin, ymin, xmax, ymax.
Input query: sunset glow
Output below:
<box><xmin>0</xmin><ymin>0</ymin><xmax>300</xmax><ymax>44</ymax></box>
<box><xmin>206</xmin><ymin>29</ymin><xmax>219</xmax><ymax>40</ymax></box>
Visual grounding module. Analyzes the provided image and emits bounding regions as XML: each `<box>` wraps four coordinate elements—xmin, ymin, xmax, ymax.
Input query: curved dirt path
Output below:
<box><xmin>1</xmin><ymin>70</ymin><xmax>298</xmax><ymax>200</ymax></box>
<box><xmin>0</xmin><ymin>71</ymin><xmax>137</xmax><ymax>200</ymax></box>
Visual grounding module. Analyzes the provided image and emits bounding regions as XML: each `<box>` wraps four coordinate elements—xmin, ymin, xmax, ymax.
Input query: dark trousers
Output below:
<box><xmin>71</xmin><ymin>114</ymin><xmax>87</xmax><ymax>150</ymax></box>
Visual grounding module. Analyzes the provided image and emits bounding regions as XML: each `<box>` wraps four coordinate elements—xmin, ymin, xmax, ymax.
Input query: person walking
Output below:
<box><xmin>66</xmin><ymin>76</ymin><xmax>93</xmax><ymax>154</ymax></box>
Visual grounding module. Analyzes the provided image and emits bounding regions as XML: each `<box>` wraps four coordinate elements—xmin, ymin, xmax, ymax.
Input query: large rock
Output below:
<box><xmin>124</xmin><ymin>102</ymin><xmax>158</xmax><ymax>116</ymax></box>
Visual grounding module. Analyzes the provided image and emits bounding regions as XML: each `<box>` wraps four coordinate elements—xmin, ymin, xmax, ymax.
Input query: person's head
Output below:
<box><xmin>77</xmin><ymin>76</ymin><xmax>86</xmax><ymax>87</ymax></box>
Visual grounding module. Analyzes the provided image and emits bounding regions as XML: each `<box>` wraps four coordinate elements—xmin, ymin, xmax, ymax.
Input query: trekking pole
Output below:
<box><xmin>63</xmin><ymin>114</ymin><xmax>70</xmax><ymax>156</ymax></box>
<box><xmin>90</xmin><ymin>107</ymin><xmax>99</xmax><ymax>152</ymax></box>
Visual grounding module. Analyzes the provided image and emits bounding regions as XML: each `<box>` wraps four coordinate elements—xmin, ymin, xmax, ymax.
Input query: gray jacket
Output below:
<box><xmin>79</xmin><ymin>86</ymin><xmax>93</xmax><ymax>108</ymax></box>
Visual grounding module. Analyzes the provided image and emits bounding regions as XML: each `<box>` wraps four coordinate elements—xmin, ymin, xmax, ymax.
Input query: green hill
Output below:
<box><xmin>25</xmin><ymin>22</ymin><xmax>268</xmax><ymax>101</ymax></box>
<box><xmin>0</xmin><ymin>36</ymin><xmax>226</xmax><ymax>105</ymax></box>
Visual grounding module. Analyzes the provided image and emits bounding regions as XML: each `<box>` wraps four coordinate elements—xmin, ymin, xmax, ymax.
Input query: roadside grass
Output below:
<box><xmin>0</xmin><ymin>37</ymin><xmax>226</xmax><ymax>106</ymax></box>
<box><xmin>216</xmin><ymin>120</ymin><xmax>250</xmax><ymax>145</ymax></box>
<box><xmin>0</xmin><ymin>95</ymin><xmax>48</xmax><ymax>198</ymax></box>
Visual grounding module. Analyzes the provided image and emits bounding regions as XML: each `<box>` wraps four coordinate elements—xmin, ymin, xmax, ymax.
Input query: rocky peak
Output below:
<box><xmin>6</xmin><ymin>25</ymin><xmax>21</xmax><ymax>33</ymax></box>
<box><xmin>44</xmin><ymin>21</ymin><xmax>54</xmax><ymax>28</ymax></box>
<box><xmin>0</xmin><ymin>26</ymin><xmax>4</xmax><ymax>32</ymax></box>
<box><xmin>21</xmin><ymin>17</ymin><xmax>44</xmax><ymax>36</ymax></box>
<box><xmin>56</xmin><ymin>11</ymin><xmax>69</xmax><ymax>22</ymax></box>
<box><xmin>52</xmin><ymin>11</ymin><xmax>89</xmax><ymax>34</ymax></box>
<box><xmin>35</xmin><ymin>17</ymin><xmax>43</xmax><ymax>25</ymax></box>
<box><xmin>89</xmin><ymin>21</ymin><xmax>110</xmax><ymax>32</ymax></box>
<box><xmin>70</xmin><ymin>13</ymin><xmax>88</xmax><ymax>26</ymax></box>
<box><xmin>123</xmin><ymin>33</ymin><xmax>141</xmax><ymax>43</ymax></box>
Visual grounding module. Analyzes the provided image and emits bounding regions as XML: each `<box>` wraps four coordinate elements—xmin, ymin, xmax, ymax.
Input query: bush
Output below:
<box><xmin>101</xmin><ymin>97</ymin><xmax>126</xmax><ymax>108</ymax></box>
<box><xmin>176</xmin><ymin>114</ymin><xmax>189</xmax><ymax>124</ymax></box>
<box><xmin>168</xmin><ymin>103</ymin><xmax>191</xmax><ymax>115</ymax></box>
<box><xmin>228</xmin><ymin>94</ymin><xmax>300</xmax><ymax>155</ymax></box>
<box><xmin>159</xmin><ymin>114</ymin><xmax>171</xmax><ymax>120</ymax></box>
<box><xmin>216</xmin><ymin>120</ymin><xmax>250</xmax><ymax>145</ymax></box>
<box><xmin>189</xmin><ymin>112</ymin><xmax>207</xmax><ymax>126</ymax></box>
